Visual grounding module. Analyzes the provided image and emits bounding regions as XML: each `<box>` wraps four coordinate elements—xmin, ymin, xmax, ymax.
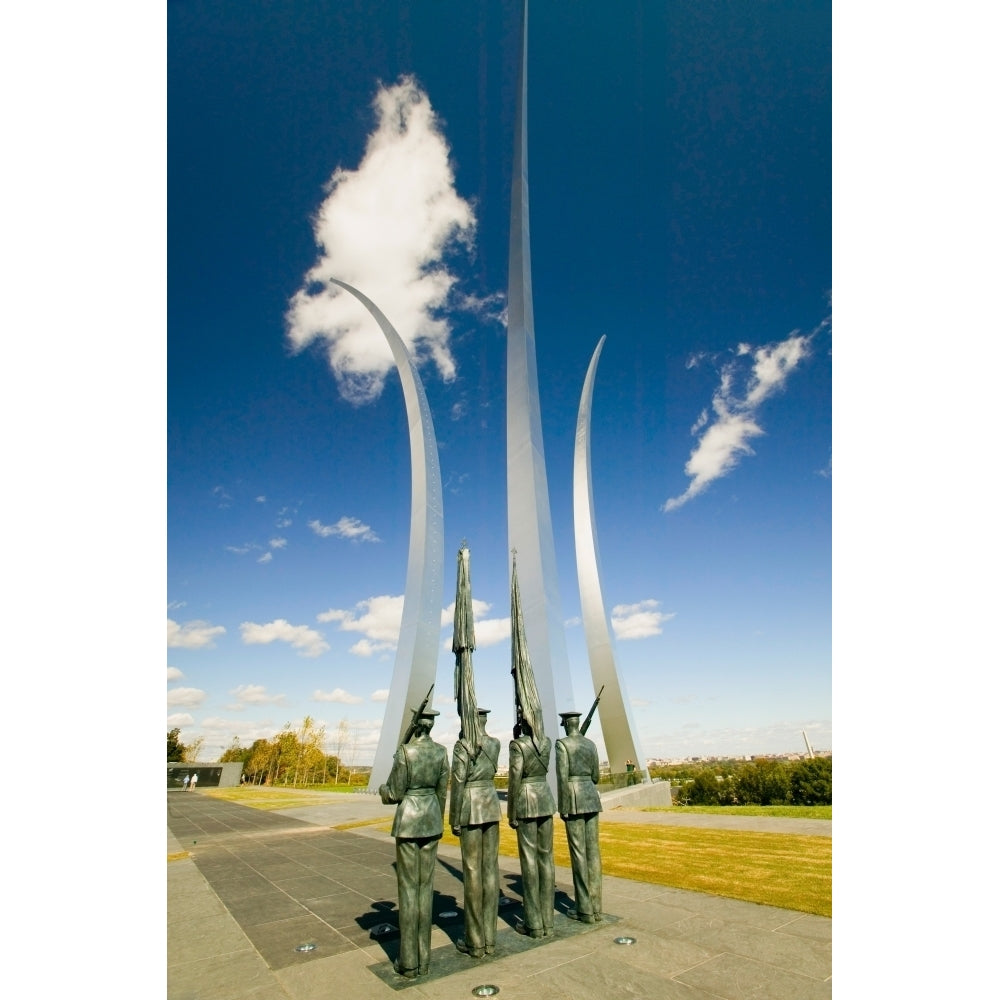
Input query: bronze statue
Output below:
<box><xmin>507</xmin><ymin>718</ymin><xmax>555</xmax><ymax>937</ymax></box>
<box><xmin>555</xmin><ymin>710</ymin><xmax>603</xmax><ymax>923</ymax></box>
<box><xmin>450</xmin><ymin>707</ymin><xmax>502</xmax><ymax>959</ymax></box>
<box><xmin>379</xmin><ymin>707</ymin><xmax>449</xmax><ymax>979</ymax></box>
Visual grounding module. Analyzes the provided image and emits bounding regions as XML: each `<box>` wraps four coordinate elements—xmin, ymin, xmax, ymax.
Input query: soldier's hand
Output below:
<box><xmin>509</xmin><ymin>818</ymin><xmax>518</xmax><ymax>829</ymax></box>
<box><xmin>451</xmin><ymin>826</ymin><xmax>461</xmax><ymax>837</ymax></box>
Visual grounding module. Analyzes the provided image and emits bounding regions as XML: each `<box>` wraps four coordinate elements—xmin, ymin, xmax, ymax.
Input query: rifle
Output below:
<box><xmin>401</xmin><ymin>683</ymin><xmax>435</xmax><ymax>745</ymax></box>
<box><xmin>580</xmin><ymin>685</ymin><xmax>605</xmax><ymax>736</ymax></box>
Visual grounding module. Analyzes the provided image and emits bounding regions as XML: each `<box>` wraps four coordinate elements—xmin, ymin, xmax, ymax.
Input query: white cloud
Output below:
<box><xmin>313</xmin><ymin>688</ymin><xmax>364</xmax><ymax>704</ymax></box>
<box><xmin>229</xmin><ymin>684</ymin><xmax>286</xmax><ymax>708</ymax></box>
<box><xmin>167</xmin><ymin>666</ymin><xmax>183</xmax><ymax>681</ymax></box>
<box><xmin>257</xmin><ymin>552</ymin><xmax>273</xmax><ymax>564</ymax></box>
<box><xmin>472</xmin><ymin>617</ymin><xmax>512</xmax><ymax>648</ymax></box>
<box><xmin>349</xmin><ymin>638</ymin><xmax>395</xmax><ymax>658</ymax></box>
<box><xmin>167</xmin><ymin>618</ymin><xmax>226</xmax><ymax>649</ymax></box>
<box><xmin>167</xmin><ymin>713</ymin><xmax>194</xmax><ymax>727</ymax></box>
<box><xmin>440</xmin><ymin>599</ymin><xmax>510</xmax><ymax>648</ymax></box>
<box><xmin>371</xmin><ymin>689</ymin><xmax>390</xmax><ymax>702</ymax></box>
<box><xmin>285</xmin><ymin>76</ymin><xmax>486</xmax><ymax>405</ymax></box>
<box><xmin>664</xmin><ymin>325</ymin><xmax>821</xmax><ymax>512</ymax></box>
<box><xmin>256</xmin><ymin>495</ymin><xmax>267</xmax><ymax>503</ymax></box>
<box><xmin>309</xmin><ymin>517</ymin><xmax>380</xmax><ymax>542</ymax></box>
<box><xmin>320</xmin><ymin>594</ymin><xmax>404</xmax><ymax>646</ymax></box>
<box><xmin>611</xmin><ymin>600</ymin><xmax>676</xmax><ymax>640</ymax></box>
<box><xmin>240</xmin><ymin>619</ymin><xmax>330</xmax><ymax>658</ymax></box>
<box><xmin>269</xmin><ymin>537</ymin><xmax>287</xmax><ymax>549</ymax></box>
<box><xmin>167</xmin><ymin>687</ymin><xmax>206</xmax><ymax>708</ymax></box>
<box><xmin>226</xmin><ymin>543</ymin><xmax>258</xmax><ymax>555</ymax></box>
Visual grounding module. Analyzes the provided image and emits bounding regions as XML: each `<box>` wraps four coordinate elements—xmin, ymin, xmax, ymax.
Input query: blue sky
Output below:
<box><xmin>167</xmin><ymin>0</ymin><xmax>831</xmax><ymax>765</ymax></box>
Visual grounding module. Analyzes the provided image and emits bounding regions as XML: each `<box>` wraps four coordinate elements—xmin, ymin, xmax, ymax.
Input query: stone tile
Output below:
<box><xmin>773</xmin><ymin>912</ymin><xmax>832</xmax><ymax>942</ymax></box>
<box><xmin>272</xmin><ymin>873</ymin><xmax>346</xmax><ymax>899</ymax></box>
<box><xmin>530</xmin><ymin>950</ymin><xmax>718</xmax><ymax>1000</ymax></box>
<box><xmin>675</xmin><ymin>952</ymin><xmax>833</xmax><ymax>1000</ymax></box>
<box><xmin>594</xmin><ymin>924</ymin><xmax>716</xmax><ymax>979</ymax></box>
<box><xmin>223</xmin><ymin>892</ymin><xmax>310</xmax><ymax>926</ymax></box>
<box><xmin>206</xmin><ymin>873</ymin><xmax>277</xmax><ymax>901</ymax></box>
<box><xmin>672</xmin><ymin>914</ymin><xmax>832</xmax><ymax>980</ymax></box>
<box><xmin>300</xmin><ymin>888</ymin><xmax>373</xmax><ymax>929</ymax></box>
<box><xmin>241</xmin><ymin>913</ymin><xmax>356</xmax><ymax>971</ymax></box>
<box><xmin>168</xmin><ymin>949</ymin><xmax>288</xmax><ymax>1000</ymax></box>
<box><xmin>275</xmin><ymin>949</ymin><xmax>397</xmax><ymax>1000</ymax></box>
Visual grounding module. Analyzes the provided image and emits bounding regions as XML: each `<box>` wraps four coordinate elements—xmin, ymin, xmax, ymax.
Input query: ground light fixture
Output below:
<box><xmin>471</xmin><ymin>986</ymin><xmax>499</xmax><ymax>997</ymax></box>
<box><xmin>294</xmin><ymin>942</ymin><xmax>316</xmax><ymax>953</ymax></box>
<box><xmin>614</xmin><ymin>936</ymin><xmax>637</xmax><ymax>945</ymax></box>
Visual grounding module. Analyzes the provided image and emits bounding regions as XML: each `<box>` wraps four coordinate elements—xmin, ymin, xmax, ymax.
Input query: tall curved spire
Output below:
<box><xmin>326</xmin><ymin>279</ymin><xmax>445</xmax><ymax>793</ymax></box>
<box><xmin>574</xmin><ymin>336</ymin><xmax>648</xmax><ymax>779</ymax></box>
<box><xmin>506</xmin><ymin>0</ymin><xmax>574</xmax><ymax>743</ymax></box>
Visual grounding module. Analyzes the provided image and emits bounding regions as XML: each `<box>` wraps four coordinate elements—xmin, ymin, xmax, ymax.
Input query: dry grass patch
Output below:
<box><xmin>367</xmin><ymin>817</ymin><xmax>829</xmax><ymax>917</ymax></box>
<box><xmin>200</xmin><ymin>786</ymin><xmax>337</xmax><ymax>811</ymax></box>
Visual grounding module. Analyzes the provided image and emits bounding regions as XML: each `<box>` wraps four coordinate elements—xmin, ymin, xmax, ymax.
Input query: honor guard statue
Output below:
<box><xmin>450</xmin><ymin>708</ymin><xmax>502</xmax><ymax>959</ymax></box>
<box><xmin>507</xmin><ymin>718</ymin><xmax>556</xmax><ymax>937</ymax></box>
<box><xmin>555</xmin><ymin>711</ymin><xmax>603</xmax><ymax>923</ymax></box>
<box><xmin>379</xmin><ymin>706</ymin><xmax>449</xmax><ymax>979</ymax></box>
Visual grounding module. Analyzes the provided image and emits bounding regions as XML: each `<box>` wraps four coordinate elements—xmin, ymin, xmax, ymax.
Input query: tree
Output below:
<box><xmin>789</xmin><ymin>756</ymin><xmax>832</xmax><ymax>805</ymax></box>
<box><xmin>332</xmin><ymin>718</ymin><xmax>351</xmax><ymax>784</ymax></box>
<box><xmin>245</xmin><ymin>739</ymin><xmax>273</xmax><ymax>784</ymax></box>
<box><xmin>183</xmin><ymin>735</ymin><xmax>205</xmax><ymax>763</ymax></box>
<box><xmin>686</xmin><ymin>770</ymin><xmax>730</xmax><ymax>805</ymax></box>
<box><xmin>732</xmin><ymin>760</ymin><xmax>791</xmax><ymax>805</ymax></box>
<box><xmin>220</xmin><ymin>737</ymin><xmax>251</xmax><ymax>765</ymax></box>
<box><xmin>167</xmin><ymin>728</ymin><xmax>186</xmax><ymax>762</ymax></box>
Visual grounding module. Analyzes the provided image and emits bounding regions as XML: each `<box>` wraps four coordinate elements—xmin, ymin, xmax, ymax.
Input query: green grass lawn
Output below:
<box><xmin>200</xmin><ymin>786</ymin><xmax>357</xmax><ymax>810</ymax></box>
<box><xmin>199</xmin><ymin>787</ymin><xmax>831</xmax><ymax>916</ymax></box>
<box><xmin>651</xmin><ymin>804</ymin><xmax>832</xmax><ymax>820</ymax></box>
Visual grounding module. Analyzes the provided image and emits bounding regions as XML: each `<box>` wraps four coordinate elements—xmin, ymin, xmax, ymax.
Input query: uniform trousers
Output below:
<box><xmin>563</xmin><ymin>812</ymin><xmax>602</xmax><ymax>918</ymax></box>
<box><xmin>395</xmin><ymin>835</ymin><xmax>440</xmax><ymax>973</ymax></box>
<box><xmin>459</xmin><ymin>822</ymin><xmax>500</xmax><ymax>953</ymax></box>
<box><xmin>514</xmin><ymin>815</ymin><xmax>554</xmax><ymax>933</ymax></box>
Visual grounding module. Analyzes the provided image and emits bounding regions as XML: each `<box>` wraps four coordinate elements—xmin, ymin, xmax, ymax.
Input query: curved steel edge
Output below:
<box><xmin>573</xmin><ymin>335</ymin><xmax>649</xmax><ymax>780</ymax></box>
<box><xmin>326</xmin><ymin>279</ymin><xmax>444</xmax><ymax>793</ymax></box>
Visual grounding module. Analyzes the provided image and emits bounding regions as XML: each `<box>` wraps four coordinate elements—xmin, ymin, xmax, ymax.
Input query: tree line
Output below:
<box><xmin>168</xmin><ymin>716</ymin><xmax>366</xmax><ymax>787</ymax></box>
<box><xmin>651</xmin><ymin>756</ymin><xmax>832</xmax><ymax>806</ymax></box>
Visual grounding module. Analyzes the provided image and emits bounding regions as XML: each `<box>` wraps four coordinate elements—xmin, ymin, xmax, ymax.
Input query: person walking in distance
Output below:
<box><xmin>450</xmin><ymin>708</ymin><xmax>502</xmax><ymax>959</ymax></box>
<box><xmin>507</xmin><ymin>718</ymin><xmax>556</xmax><ymax>937</ymax></box>
<box><xmin>555</xmin><ymin>711</ymin><xmax>603</xmax><ymax>923</ymax></box>
<box><xmin>379</xmin><ymin>707</ymin><xmax>449</xmax><ymax>979</ymax></box>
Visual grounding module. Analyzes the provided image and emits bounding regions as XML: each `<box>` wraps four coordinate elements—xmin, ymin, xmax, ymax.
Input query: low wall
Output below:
<box><xmin>599</xmin><ymin>779</ymin><xmax>673</xmax><ymax>809</ymax></box>
<box><xmin>167</xmin><ymin>761</ymin><xmax>243</xmax><ymax>789</ymax></box>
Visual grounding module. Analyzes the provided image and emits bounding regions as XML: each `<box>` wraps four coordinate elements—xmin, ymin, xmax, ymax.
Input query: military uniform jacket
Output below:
<box><xmin>507</xmin><ymin>734</ymin><xmax>556</xmax><ymax>823</ymax></box>
<box><xmin>555</xmin><ymin>733</ymin><xmax>603</xmax><ymax>816</ymax></box>
<box><xmin>380</xmin><ymin>735</ymin><xmax>449</xmax><ymax>839</ymax></box>
<box><xmin>449</xmin><ymin>735</ymin><xmax>502</xmax><ymax>828</ymax></box>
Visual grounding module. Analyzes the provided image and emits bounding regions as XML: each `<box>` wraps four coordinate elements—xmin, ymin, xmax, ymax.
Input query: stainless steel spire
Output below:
<box><xmin>506</xmin><ymin>0</ymin><xmax>574</xmax><ymax>742</ymax></box>
<box><xmin>574</xmin><ymin>336</ymin><xmax>649</xmax><ymax>781</ymax></box>
<box><xmin>326</xmin><ymin>280</ymin><xmax>444</xmax><ymax>794</ymax></box>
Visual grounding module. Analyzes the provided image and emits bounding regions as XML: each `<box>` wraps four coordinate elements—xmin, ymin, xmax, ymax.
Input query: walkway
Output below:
<box><xmin>167</xmin><ymin>791</ymin><xmax>831</xmax><ymax>999</ymax></box>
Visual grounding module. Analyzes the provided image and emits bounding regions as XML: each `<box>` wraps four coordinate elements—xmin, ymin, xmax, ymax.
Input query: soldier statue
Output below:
<box><xmin>507</xmin><ymin>718</ymin><xmax>556</xmax><ymax>937</ymax></box>
<box><xmin>379</xmin><ymin>707</ymin><xmax>449</xmax><ymax>979</ymax></box>
<box><xmin>450</xmin><ymin>708</ymin><xmax>502</xmax><ymax>959</ymax></box>
<box><xmin>555</xmin><ymin>710</ymin><xmax>603</xmax><ymax>923</ymax></box>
